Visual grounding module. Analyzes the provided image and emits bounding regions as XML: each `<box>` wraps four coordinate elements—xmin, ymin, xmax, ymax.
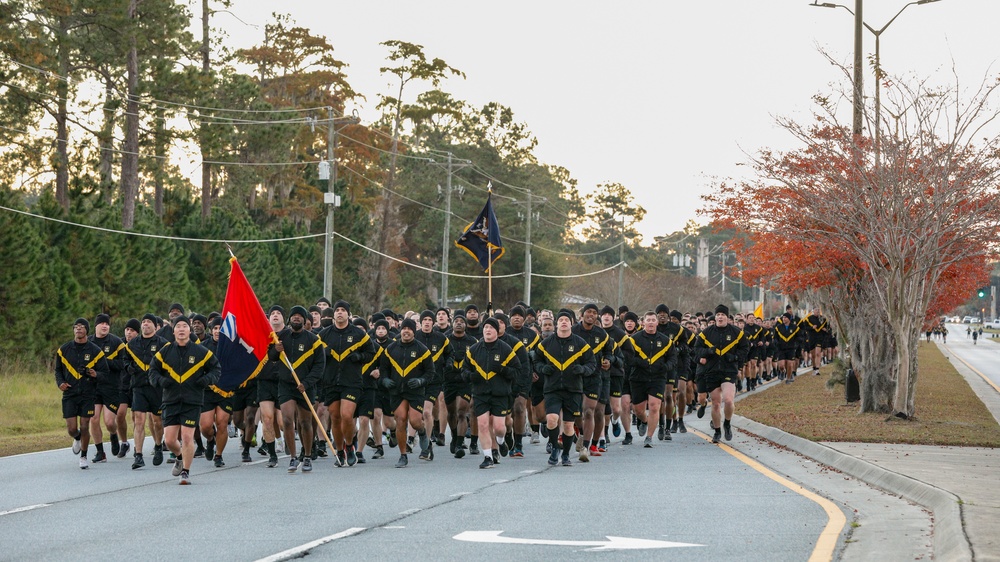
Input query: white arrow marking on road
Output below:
<box><xmin>0</xmin><ymin>504</ymin><xmax>50</xmax><ymax>517</ymax></box>
<box><xmin>453</xmin><ymin>531</ymin><xmax>703</xmax><ymax>551</ymax></box>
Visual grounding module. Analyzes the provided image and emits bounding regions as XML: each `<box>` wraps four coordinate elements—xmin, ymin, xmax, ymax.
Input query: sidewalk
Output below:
<box><xmin>733</xmin><ymin>357</ymin><xmax>999</xmax><ymax>562</ymax></box>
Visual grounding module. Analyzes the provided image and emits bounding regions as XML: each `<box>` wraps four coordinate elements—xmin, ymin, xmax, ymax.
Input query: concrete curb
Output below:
<box><xmin>734</xmin><ymin>415</ymin><xmax>973</xmax><ymax>562</ymax></box>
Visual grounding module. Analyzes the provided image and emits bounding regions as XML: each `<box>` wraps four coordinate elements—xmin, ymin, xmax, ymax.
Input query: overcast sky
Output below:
<box><xmin>222</xmin><ymin>1</ymin><xmax>1000</xmax><ymax>244</ymax></box>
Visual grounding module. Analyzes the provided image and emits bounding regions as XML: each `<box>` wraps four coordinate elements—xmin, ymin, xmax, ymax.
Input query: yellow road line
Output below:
<box><xmin>947</xmin><ymin>348</ymin><xmax>1000</xmax><ymax>394</ymax></box>
<box><xmin>693</xmin><ymin>429</ymin><xmax>846</xmax><ymax>562</ymax></box>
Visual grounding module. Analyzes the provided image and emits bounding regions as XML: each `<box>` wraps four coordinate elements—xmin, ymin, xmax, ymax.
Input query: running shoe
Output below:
<box><xmin>241</xmin><ymin>450</ymin><xmax>252</xmax><ymax>463</ymax></box>
<box><xmin>643</xmin><ymin>436</ymin><xmax>653</xmax><ymax>448</ymax></box>
<box><xmin>435</xmin><ymin>433</ymin><xmax>446</xmax><ymax>447</ymax></box>
<box><xmin>492</xmin><ymin>450</ymin><xmax>500</xmax><ymax>465</ymax></box>
<box><xmin>131</xmin><ymin>454</ymin><xmax>145</xmax><ymax>470</ymax></box>
<box><xmin>504</xmin><ymin>430</ymin><xmax>514</xmax><ymax>452</ymax></box>
<box><xmin>72</xmin><ymin>438</ymin><xmax>81</xmax><ymax>455</ymax></box>
<box><xmin>578</xmin><ymin>447</ymin><xmax>589</xmax><ymax>462</ymax></box>
<box><xmin>117</xmin><ymin>441</ymin><xmax>130</xmax><ymax>459</ymax></box>
<box><xmin>179</xmin><ymin>470</ymin><xmax>190</xmax><ymax>485</ymax></box>
<box><xmin>347</xmin><ymin>446</ymin><xmax>358</xmax><ymax>467</ymax></box>
<box><xmin>712</xmin><ymin>428</ymin><xmax>722</xmax><ymax>444</ymax></box>
<box><xmin>622</xmin><ymin>434</ymin><xmax>633</xmax><ymax>445</ymax></box>
<box><xmin>258</xmin><ymin>444</ymin><xmax>268</xmax><ymax>457</ymax></box>
<box><xmin>678</xmin><ymin>420</ymin><xmax>687</xmax><ymax>434</ymax></box>
<box><xmin>214</xmin><ymin>455</ymin><xmax>225</xmax><ymax>468</ymax></box>
<box><xmin>696</xmin><ymin>404</ymin><xmax>706</xmax><ymax>419</ymax></box>
<box><xmin>657</xmin><ymin>424</ymin><xmax>666</xmax><ymax>441</ymax></box>
<box><xmin>548</xmin><ymin>449</ymin><xmax>559</xmax><ymax>466</ymax></box>
<box><xmin>267</xmin><ymin>454</ymin><xmax>278</xmax><ymax>468</ymax></box>
<box><xmin>479</xmin><ymin>457</ymin><xmax>494</xmax><ymax>469</ymax></box>
<box><xmin>498</xmin><ymin>441</ymin><xmax>509</xmax><ymax>458</ymax></box>
<box><xmin>540</xmin><ymin>425</ymin><xmax>548</xmax><ymax>439</ymax></box>
<box><xmin>110</xmin><ymin>436</ymin><xmax>120</xmax><ymax>457</ymax></box>
<box><xmin>367</xmin><ymin>436</ymin><xmax>376</xmax><ymax>448</ymax></box>
<box><xmin>92</xmin><ymin>451</ymin><xmax>107</xmax><ymax>463</ymax></box>
<box><xmin>597</xmin><ymin>440</ymin><xmax>607</xmax><ymax>453</ymax></box>
<box><xmin>171</xmin><ymin>460</ymin><xmax>184</xmax><ymax>477</ymax></box>
<box><xmin>724</xmin><ymin>423</ymin><xmax>733</xmax><ymax>441</ymax></box>
<box><xmin>288</xmin><ymin>458</ymin><xmax>299</xmax><ymax>473</ymax></box>
<box><xmin>79</xmin><ymin>456</ymin><xmax>89</xmax><ymax>470</ymax></box>
<box><xmin>355</xmin><ymin>451</ymin><xmax>366</xmax><ymax>464</ymax></box>
<box><xmin>334</xmin><ymin>451</ymin><xmax>346</xmax><ymax>468</ymax></box>
<box><xmin>670</xmin><ymin>419</ymin><xmax>679</xmax><ymax>433</ymax></box>
<box><xmin>204</xmin><ymin>439</ymin><xmax>215</xmax><ymax>461</ymax></box>
<box><xmin>194</xmin><ymin>444</ymin><xmax>205</xmax><ymax>459</ymax></box>
<box><xmin>373</xmin><ymin>446</ymin><xmax>385</xmax><ymax>460</ymax></box>
<box><xmin>589</xmin><ymin>445</ymin><xmax>602</xmax><ymax>457</ymax></box>
<box><xmin>611</xmin><ymin>419</ymin><xmax>622</xmax><ymax>438</ymax></box>
<box><xmin>561</xmin><ymin>454</ymin><xmax>572</xmax><ymax>467</ymax></box>
<box><xmin>395</xmin><ymin>454</ymin><xmax>408</xmax><ymax>468</ymax></box>
<box><xmin>530</xmin><ymin>431</ymin><xmax>540</xmax><ymax>444</ymax></box>
<box><xmin>469</xmin><ymin>442</ymin><xmax>480</xmax><ymax>456</ymax></box>
<box><xmin>510</xmin><ymin>447</ymin><xmax>524</xmax><ymax>458</ymax></box>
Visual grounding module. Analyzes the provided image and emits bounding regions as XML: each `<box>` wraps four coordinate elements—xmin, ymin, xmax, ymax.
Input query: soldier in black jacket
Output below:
<box><xmin>124</xmin><ymin>314</ymin><xmax>168</xmax><ymax>469</ymax></box>
<box><xmin>444</xmin><ymin>313</ymin><xmax>477</xmax><ymax>458</ymax></box>
<box><xmin>600</xmin><ymin>306</ymin><xmax>628</xmax><ymax>447</ymax></box>
<box><xmin>367</xmin><ymin>318</ymin><xmax>394</xmax><ymax>459</ymax></box>
<box><xmin>621</xmin><ymin>311</ymin><xmax>678</xmax><ymax>448</ymax></box>
<box><xmin>668</xmin><ymin>310</ymin><xmax>694</xmax><ymax>434</ymax></box>
<box><xmin>463</xmin><ymin>317</ymin><xmax>521</xmax><ymax>469</ymax></box>
<box><xmin>199</xmin><ymin>316</ymin><xmax>231</xmax><ymax>468</ymax></box>
<box><xmin>320</xmin><ymin>300</ymin><xmax>375</xmax><ymax>468</ymax></box>
<box><xmin>89</xmin><ymin>313</ymin><xmax>126</xmax><ymax>463</ymax></box>
<box><xmin>534</xmin><ymin>309</ymin><xmax>597</xmax><ymax>467</ymax></box>
<box><xmin>572</xmin><ymin>303</ymin><xmax>612</xmax><ymax>461</ymax></box>
<box><xmin>693</xmin><ymin>305</ymin><xmax>750</xmax><ymax>443</ymax></box>
<box><xmin>773</xmin><ymin>313</ymin><xmax>802</xmax><ymax>384</ymax></box>
<box><xmin>56</xmin><ymin>318</ymin><xmax>110</xmax><ymax>469</ymax></box>
<box><xmin>379</xmin><ymin>318</ymin><xmax>433</xmax><ymax>468</ymax></box>
<box><xmin>272</xmin><ymin>306</ymin><xmax>325</xmax><ymax>473</ymax></box>
<box><xmin>493</xmin><ymin>313</ymin><xmax>530</xmax><ymax>459</ymax></box>
<box><xmin>149</xmin><ymin>316</ymin><xmax>220</xmax><ymax>484</ymax></box>
<box><xmin>505</xmin><ymin>306</ymin><xmax>539</xmax><ymax>455</ymax></box>
<box><xmin>414</xmin><ymin>310</ymin><xmax>451</xmax><ymax>453</ymax></box>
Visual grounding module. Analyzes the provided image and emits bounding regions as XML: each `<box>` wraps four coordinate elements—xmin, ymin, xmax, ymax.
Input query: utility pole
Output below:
<box><xmin>617</xmin><ymin>212</ymin><xmax>625</xmax><ymax>311</ymax></box>
<box><xmin>524</xmin><ymin>190</ymin><xmax>532</xmax><ymax>305</ymax></box>
<box><xmin>321</xmin><ymin>108</ymin><xmax>359</xmax><ymax>301</ymax></box>
<box><xmin>853</xmin><ymin>0</ymin><xmax>864</xmax><ymax>136</ymax></box>
<box><xmin>429</xmin><ymin>152</ymin><xmax>470</xmax><ymax>308</ymax></box>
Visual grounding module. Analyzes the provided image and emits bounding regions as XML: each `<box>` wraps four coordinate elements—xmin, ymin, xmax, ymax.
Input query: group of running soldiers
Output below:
<box><xmin>56</xmin><ymin>298</ymin><xmax>836</xmax><ymax>482</ymax></box>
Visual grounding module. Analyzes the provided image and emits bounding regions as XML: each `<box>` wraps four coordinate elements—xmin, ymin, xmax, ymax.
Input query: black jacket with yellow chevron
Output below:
<box><xmin>380</xmin><ymin>338</ymin><xmax>432</xmax><ymax>394</ymax></box>
<box><xmin>124</xmin><ymin>334</ymin><xmax>168</xmax><ymax>390</ymax></box>
<box><xmin>320</xmin><ymin>323</ymin><xmax>375</xmax><ymax>388</ymax></box>
<box><xmin>694</xmin><ymin>324</ymin><xmax>749</xmax><ymax>377</ymax></box>
<box><xmin>622</xmin><ymin>329</ymin><xmax>678</xmax><ymax>381</ymax></box>
<box><xmin>149</xmin><ymin>341</ymin><xmax>220</xmax><ymax>405</ymax></box>
<box><xmin>55</xmin><ymin>339</ymin><xmax>110</xmax><ymax>398</ymax></box>
<box><xmin>90</xmin><ymin>333</ymin><xmax>125</xmax><ymax>389</ymax></box>
<box><xmin>414</xmin><ymin>328</ymin><xmax>451</xmax><ymax>385</ymax></box>
<box><xmin>270</xmin><ymin>327</ymin><xmax>325</xmax><ymax>388</ymax></box>
<box><xmin>463</xmin><ymin>338</ymin><xmax>521</xmax><ymax>398</ymax></box>
<box><xmin>572</xmin><ymin>322</ymin><xmax>613</xmax><ymax>367</ymax></box>
<box><xmin>445</xmin><ymin>332</ymin><xmax>478</xmax><ymax>383</ymax></box>
<box><xmin>534</xmin><ymin>333</ymin><xmax>597</xmax><ymax>393</ymax></box>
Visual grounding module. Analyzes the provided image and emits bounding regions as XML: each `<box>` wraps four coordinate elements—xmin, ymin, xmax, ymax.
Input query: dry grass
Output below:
<box><xmin>739</xmin><ymin>342</ymin><xmax>1000</xmax><ymax>447</ymax></box>
<box><xmin>0</xmin><ymin>366</ymin><xmax>73</xmax><ymax>457</ymax></box>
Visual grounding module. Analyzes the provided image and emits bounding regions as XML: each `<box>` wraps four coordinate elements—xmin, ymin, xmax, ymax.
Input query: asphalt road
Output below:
<box><xmin>2</xmin><ymin>371</ymin><xmax>940</xmax><ymax>561</ymax></box>
<box><xmin>943</xmin><ymin>322</ymin><xmax>1000</xmax><ymax>393</ymax></box>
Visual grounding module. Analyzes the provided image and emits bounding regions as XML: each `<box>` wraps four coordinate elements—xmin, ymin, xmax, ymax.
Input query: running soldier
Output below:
<box><xmin>56</xmin><ymin>318</ymin><xmax>109</xmax><ymax>469</ymax></box>
<box><xmin>506</xmin><ymin>306</ymin><xmax>540</xmax><ymax>454</ymax></box>
<box><xmin>463</xmin><ymin>317</ymin><xmax>521</xmax><ymax>468</ymax></box>
<box><xmin>379</xmin><ymin>318</ymin><xmax>433</xmax><ymax>467</ymax></box>
<box><xmin>320</xmin><ymin>300</ymin><xmax>375</xmax><ymax>467</ymax></box>
<box><xmin>621</xmin><ymin>311</ymin><xmax>678</xmax><ymax>448</ymax></box>
<box><xmin>444</xmin><ymin>312</ymin><xmax>477</xmax><ymax>458</ymax></box>
<box><xmin>89</xmin><ymin>314</ymin><xmax>126</xmax><ymax>462</ymax></box>
<box><xmin>693</xmin><ymin>305</ymin><xmax>749</xmax><ymax>443</ymax></box>
<box><xmin>273</xmin><ymin>306</ymin><xmax>325</xmax><ymax>473</ymax></box>
<box><xmin>414</xmin><ymin>310</ymin><xmax>452</xmax><ymax>454</ymax></box>
<box><xmin>572</xmin><ymin>304</ymin><xmax>612</xmax><ymax>460</ymax></box>
<box><xmin>124</xmin><ymin>314</ymin><xmax>167</xmax><ymax>469</ymax></box>
<box><xmin>149</xmin><ymin>316</ymin><xmax>220</xmax><ymax>484</ymax></box>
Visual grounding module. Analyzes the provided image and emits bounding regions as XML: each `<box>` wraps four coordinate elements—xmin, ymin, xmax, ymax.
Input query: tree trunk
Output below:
<box><xmin>98</xmin><ymin>76</ymin><xmax>117</xmax><ymax>205</ymax></box>
<box><xmin>54</xmin><ymin>14</ymin><xmax>70</xmax><ymax>212</ymax></box>
<box><xmin>153</xmin><ymin>106</ymin><xmax>165</xmax><ymax>217</ymax></box>
<box><xmin>120</xmin><ymin>0</ymin><xmax>140</xmax><ymax>230</ymax></box>
<box><xmin>199</xmin><ymin>0</ymin><xmax>211</xmax><ymax>221</ymax></box>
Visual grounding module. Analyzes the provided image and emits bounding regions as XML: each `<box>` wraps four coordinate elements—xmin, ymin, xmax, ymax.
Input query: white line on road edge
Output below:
<box><xmin>254</xmin><ymin>527</ymin><xmax>366</xmax><ymax>562</ymax></box>
<box><xmin>398</xmin><ymin>508</ymin><xmax>421</xmax><ymax>515</ymax></box>
<box><xmin>0</xmin><ymin>504</ymin><xmax>51</xmax><ymax>517</ymax></box>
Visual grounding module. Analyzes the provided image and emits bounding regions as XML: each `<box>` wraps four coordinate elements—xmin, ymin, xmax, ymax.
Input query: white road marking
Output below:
<box><xmin>255</xmin><ymin>527</ymin><xmax>366</xmax><ymax>562</ymax></box>
<box><xmin>519</xmin><ymin>469</ymin><xmax>538</xmax><ymax>474</ymax></box>
<box><xmin>490</xmin><ymin>479</ymin><xmax>508</xmax><ymax>484</ymax></box>
<box><xmin>453</xmin><ymin>530</ymin><xmax>703</xmax><ymax>551</ymax></box>
<box><xmin>449</xmin><ymin>492</ymin><xmax>471</xmax><ymax>497</ymax></box>
<box><xmin>0</xmin><ymin>504</ymin><xmax>50</xmax><ymax>517</ymax></box>
<box><xmin>398</xmin><ymin>508</ymin><xmax>421</xmax><ymax>515</ymax></box>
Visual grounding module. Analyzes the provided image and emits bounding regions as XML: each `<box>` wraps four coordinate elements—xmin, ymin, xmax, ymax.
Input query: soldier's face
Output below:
<box><xmin>96</xmin><ymin>322</ymin><xmax>110</xmax><ymax>338</ymax></box>
<box><xmin>643</xmin><ymin>315</ymin><xmax>658</xmax><ymax>333</ymax></box>
<box><xmin>466</xmin><ymin>309</ymin><xmax>479</xmax><ymax>322</ymax></box>
<box><xmin>311</xmin><ymin>311</ymin><xmax>321</xmax><ymax>326</ymax></box>
<box><xmin>174</xmin><ymin>321</ymin><xmax>191</xmax><ymax>342</ymax></box>
<box><xmin>421</xmin><ymin>318</ymin><xmax>433</xmax><ymax>332</ymax></box>
<box><xmin>141</xmin><ymin>319</ymin><xmax>155</xmax><ymax>336</ymax></box>
<box><xmin>334</xmin><ymin>307</ymin><xmax>349</xmax><ymax>324</ymax></box>
<box><xmin>125</xmin><ymin>327</ymin><xmax>138</xmax><ymax>342</ymax></box>
<box><xmin>716</xmin><ymin>313</ymin><xmax>729</xmax><ymax>327</ymax></box>
<box><xmin>511</xmin><ymin>315</ymin><xmax>524</xmax><ymax>329</ymax></box>
<box><xmin>582</xmin><ymin>309</ymin><xmax>597</xmax><ymax>325</ymax></box>
<box><xmin>74</xmin><ymin>323</ymin><xmax>88</xmax><ymax>339</ymax></box>
<box><xmin>453</xmin><ymin>317</ymin><xmax>466</xmax><ymax>332</ymax></box>
<box><xmin>376</xmin><ymin>326</ymin><xmax>388</xmax><ymax>339</ymax></box>
<box><xmin>483</xmin><ymin>324</ymin><xmax>497</xmax><ymax>342</ymax></box>
<box><xmin>436</xmin><ymin>311</ymin><xmax>449</xmax><ymax>324</ymax></box>
<box><xmin>601</xmin><ymin>313</ymin><xmax>614</xmax><ymax>328</ymax></box>
<box><xmin>400</xmin><ymin>327</ymin><xmax>414</xmax><ymax>343</ymax></box>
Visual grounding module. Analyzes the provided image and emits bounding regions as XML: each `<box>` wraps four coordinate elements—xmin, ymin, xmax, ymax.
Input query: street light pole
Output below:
<box><xmin>812</xmin><ymin>0</ymin><xmax>943</xmax><ymax>159</ymax></box>
<box><xmin>617</xmin><ymin>212</ymin><xmax>625</xmax><ymax>312</ymax></box>
<box><xmin>320</xmin><ymin>109</ymin><xmax>360</xmax><ymax>301</ymax></box>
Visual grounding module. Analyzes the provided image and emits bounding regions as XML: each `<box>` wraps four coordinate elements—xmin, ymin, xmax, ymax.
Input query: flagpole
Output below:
<box><xmin>279</xmin><ymin>351</ymin><xmax>337</xmax><ymax>455</ymax></box>
<box><xmin>487</xmin><ymin>247</ymin><xmax>493</xmax><ymax>316</ymax></box>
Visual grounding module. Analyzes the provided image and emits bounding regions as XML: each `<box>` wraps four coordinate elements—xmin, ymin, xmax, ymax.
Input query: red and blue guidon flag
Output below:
<box><xmin>215</xmin><ymin>257</ymin><xmax>276</xmax><ymax>393</ymax></box>
<box><xmin>456</xmin><ymin>191</ymin><xmax>505</xmax><ymax>273</ymax></box>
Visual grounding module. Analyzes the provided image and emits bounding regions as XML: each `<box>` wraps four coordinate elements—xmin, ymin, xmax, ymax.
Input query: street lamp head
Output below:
<box><xmin>916</xmin><ymin>0</ymin><xmax>941</xmax><ymax>4</ymax></box>
<box><xmin>809</xmin><ymin>2</ymin><xmax>839</xmax><ymax>8</ymax></box>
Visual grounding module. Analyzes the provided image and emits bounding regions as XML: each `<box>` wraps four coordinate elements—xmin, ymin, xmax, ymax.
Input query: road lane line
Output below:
<box><xmin>254</xmin><ymin>527</ymin><xmax>366</xmax><ymax>562</ymax></box>
<box><xmin>0</xmin><ymin>504</ymin><xmax>51</xmax><ymax>517</ymax></box>
<box><xmin>693</xmin><ymin>430</ymin><xmax>845</xmax><ymax>562</ymax></box>
<box><xmin>948</xmin><ymin>348</ymin><xmax>1000</xmax><ymax>394</ymax></box>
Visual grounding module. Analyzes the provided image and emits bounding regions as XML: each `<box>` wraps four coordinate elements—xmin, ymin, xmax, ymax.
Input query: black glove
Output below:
<box><xmin>536</xmin><ymin>364</ymin><xmax>554</xmax><ymax>377</ymax></box>
<box><xmin>569</xmin><ymin>364</ymin><xmax>586</xmax><ymax>376</ymax></box>
<box><xmin>381</xmin><ymin>377</ymin><xmax>397</xmax><ymax>391</ymax></box>
<box><xmin>406</xmin><ymin>377</ymin><xmax>425</xmax><ymax>390</ymax></box>
<box><xmin>611</xmin><ymin>355</ymin><xmax>623</xmax><ymax>369</ymax></box>
<box><xmin>347</xmin><ymin>353</ymin><xmax>363</xmax><ymax>363</ymax></box>
<box><xmin>725</xmin><ymin>353</ymin><xmax>738</xmax><ymax>363</ymax></box>
<box><xmin>460</xmin><ymin>369</ymin><xmax>472</xmax><ymax>384</ymax></box>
